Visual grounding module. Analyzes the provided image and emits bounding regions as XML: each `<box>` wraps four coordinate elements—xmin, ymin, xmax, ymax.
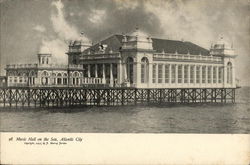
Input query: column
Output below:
<box><xmin>232</xmin><ymin>65</ymin><xmax>235</xmax><ymax>87</ymax></box>
<box><xmin>124</xmin><ymin>63</ymin><xmax>127</xmax><ymax>81</ymax></box>
<box><xmin>102</xmin><ymin>64</ymin><xmax>106</xmax><ymax>84</ymax></box>
<box><xmin>175</xmin><ymin>64</ymin><xmax>178</xmax><ymax>86</ymax></box>
<box><xmin>211</xmin><ymin>66</ymin><xmax>213</xmax><ymax>86</ymax></box>
<box><xmin>169</xmin><ymin>64</ymin><xmax>172</xmax><ymax>85</ymax></box>
<box><xmin>110</xmin><ymin>63</ymin><xmax>113</xmax><ymax>86</ymax></box>
<box><xmin>155</xmin><ymin>64</ymin><xmax>158</xmax><ymax>84</ymax></box>
<box><xmin>194</xmin><ymin>65</ymin><xmax>197</xmax><ymax>86</ymax></box>
<box><xmin>87</xmin><ymin>64</ymin><xmax>91</xmax><ymax>78</ymax></box>
<box><xmin>136</xmin><ymin>62</ymin><xmax>141</xmax><ymax>87</ymax></box>
<box><xmin>182</xmin><ymin>64</ymin><xmax>184</xmax><ymax>84</ymax></box>
<box><xmin>223</xmin><ymin>65</ymin><xmax>227</xmax><ymax>87</ymax></box>
<box><xmin>216</xmin><ymin>66</ymin><xmax>219</xmax><ymax>86</ymax></box>
<box><xmin>117</xmin><ymin>61</ymin><xmax>122</xmax><ymax>85</ymax></box>
<box><xmin>205</xmin><ymin>65</ymin><xmax>208</xmax><ymax>86</ymax></box>
<box><xmin>95</xmin><ymin>64</ymin><xmax>98</xmax><ymax>78</ymax></box>
<box><xmin>148</xmin><ymin>63</ymin><xmax>152</xmax><ymax>86</ymax></box>
<box><xmin>162</xmin><ymin>64</ymin><xmax>165</xmax><ymax>85</ymax></box>
<box><xmin>200</xmin><ymin>66</ymin><xmax>202</xmax><ymax>86</ymax></box>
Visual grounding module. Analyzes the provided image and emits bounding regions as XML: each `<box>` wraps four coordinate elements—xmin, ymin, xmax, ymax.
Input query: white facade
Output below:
<box><xmin>67</xmin><ymin>30</ymin><xmax>237</xmax><ymax>88</ymax></box>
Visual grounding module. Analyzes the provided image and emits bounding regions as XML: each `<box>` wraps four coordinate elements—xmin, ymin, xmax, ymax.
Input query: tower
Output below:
<box><xmin>210</xmin><ymin>36</ymin><xmax>237</xmax><ymax>87</ymax></box>
<box><xmin>38</xmin><ymin>47</ymin><xmax>52</xmax><ymax>65</ymax></box>
<box><xmin>67</xmin><ymin>34</ymin><xmax>92</xmax><ymax>65</ymax></box>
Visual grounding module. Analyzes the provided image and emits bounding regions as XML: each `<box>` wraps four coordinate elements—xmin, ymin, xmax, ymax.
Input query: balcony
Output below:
<box><xmin>153</xmin><ymin>53</ymin><xmax>222</xmax><ymax>63</ymax></box>
<box><xmin>80</xmin><ymin>53</ymin><xmax>121</xmax><ymax>60</ymax></box>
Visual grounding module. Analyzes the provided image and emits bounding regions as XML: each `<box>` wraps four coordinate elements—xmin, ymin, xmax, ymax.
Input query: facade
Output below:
<box><xmin>5</xmin><ymin>28</ymin><xmax>237</xmax><ymax>88</ymax></box>
<box><xmin>5</xmin><ymin>48</ymin><xmax>84</xmax><ymax>87</ymax></box>
<box><xmin>68</xmin><ymin>29</ymin><xmax>237</xmax><ymax>88</ymax></box>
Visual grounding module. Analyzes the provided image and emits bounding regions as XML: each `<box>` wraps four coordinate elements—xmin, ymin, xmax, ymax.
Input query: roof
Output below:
<box><xmin>83</xmin><ymin>34</ymin><xmax>209</xmax><ymax>55</ymax></box>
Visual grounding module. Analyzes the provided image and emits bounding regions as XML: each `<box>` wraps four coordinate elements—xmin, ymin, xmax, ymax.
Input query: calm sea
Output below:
<box><xmin>0</xmin><ymin>87</ymin><xmax>249</xmax><ymax>133</ymax></box>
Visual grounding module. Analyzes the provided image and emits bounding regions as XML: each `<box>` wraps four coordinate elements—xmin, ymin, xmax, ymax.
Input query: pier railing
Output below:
<box><xmin>0</xmin><ymin>87</ymin><xmax>235</xmax><ymax>108</ymax></box>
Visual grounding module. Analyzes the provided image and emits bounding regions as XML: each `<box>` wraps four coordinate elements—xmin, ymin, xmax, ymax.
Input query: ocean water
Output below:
<box><xmin>0</xmin><ymin>87</ymin><xmax>249</xmax><ymax>133</ymax></box>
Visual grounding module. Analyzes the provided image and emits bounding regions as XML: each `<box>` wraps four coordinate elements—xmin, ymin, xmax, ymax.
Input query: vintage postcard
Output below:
<box><xmin>0</xmin><ymin>0</ymin><xmax>249</xmax><ymax>164</ymax></box>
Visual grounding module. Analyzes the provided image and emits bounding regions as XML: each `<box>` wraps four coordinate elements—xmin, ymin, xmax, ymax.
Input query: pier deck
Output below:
<box><xmin>0</xmin><ymin>87</ymin><xmax>236</xmax><ymax>108</ymax></box>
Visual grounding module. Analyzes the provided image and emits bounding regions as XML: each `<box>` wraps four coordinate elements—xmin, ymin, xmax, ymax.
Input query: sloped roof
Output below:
<box><xmin>83</xmin><ymin>34</ymin><xmax>209</xmax><ymax>55</ymax></box>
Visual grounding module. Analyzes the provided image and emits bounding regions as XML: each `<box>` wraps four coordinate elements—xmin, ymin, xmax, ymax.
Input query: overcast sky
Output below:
<box><xmin>0</xmin><ymin>0</ymin><xmax>249</xmax><ymax>85</ymax></box>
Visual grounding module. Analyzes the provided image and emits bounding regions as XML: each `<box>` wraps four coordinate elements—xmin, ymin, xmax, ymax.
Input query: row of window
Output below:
<box><xmin>150</xmin><ymin>64</ymin><xmax>232</xmax><ymax>84</ymax></box>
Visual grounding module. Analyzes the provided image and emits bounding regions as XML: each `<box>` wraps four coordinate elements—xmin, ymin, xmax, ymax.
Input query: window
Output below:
<box><xmin>227</xmin><ymin>62</ymin><xmax>232</xmax><ymax>84</ymax></box>
<box><xmin>9</xmin><ymin>77</ymin><xmax>12</xmax><ymax>83</ymax></box>
<box><xmin>165</xmin><ymin>64</ymin><xmax>170</xmax><ymax>83</ymax></box>
<box><xmin>196</xmin><ymin>66</ymin><xmax>200</xmax><ymax>83</ymax></box>
<box><xmin>184</xmin><ymin>65</ymin><xmax>188</xmax><ymax>83</ymax></box>
<box><xmin>126</xmin><ymin>57</ymin><xmax>134</xmax><ymax>83</ymax></box>
<box><xmin>171</xmin><ymin>65</ymin><xmax>176</xmax><ymax>83</ymax></box>
<box><xmin>14</xmin><ymin>77</ymin><xmax>17</xmax><ymax>83</ymax></box>
<box><xmin>208</xmin><ymin>66</ymin><xmax>212</xmax><ymax>83</ymax></box>
<box><xmin>178</xmin><ymin>65</ymin><xmax>182</xmax><ymax>83</ymax></box>
<box><xmin>190</xmin><ymin>65</ymin><xmax>195</xmax><ymax>83</ymax></box>
<box><xmin>158</xmin><ymin>64</ymin><xmax>163</xmax><ymax>83</ymax></box>
<box><xmin>202</xmin><ymin>66</ymin><xmax>206</xmax><ymax>83</ymax></box>
<box><xmin>141</xmin><ymin>57</ymin><xmax>149</xmax><ymax>83</ymax></box>
<box><xmin>19</xmin><ymin>77</ymin><xmax>22</xmax><ymax>83</ymax></box>
<box><xmin>152</xmin><ymin>64</ymin><xmax>156</xmax><ymax>83</ymax></box>
<box><xmin>213</xmin><ymin>67</ymin><xmax>217</xmax><ymax>83</ymax></box>
<box><xmin>219</xmin><ymin>66</ymin><xmax>223</xmax><ymax>83</ymax></box>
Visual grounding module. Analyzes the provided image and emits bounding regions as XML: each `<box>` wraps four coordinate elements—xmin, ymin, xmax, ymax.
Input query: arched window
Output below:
<box><xmin>227</xmin><ymin>62</ymin><xmax>232</xmax><ymax>84</ymax></box>
<box><xmin>63</xmin><ymin>73</ymin><xmax>68</xmax><ymax>85</ymax></box>
<box><xmin>41</xmin><ymin>71</ymin><xmax>49</xmax><ymax>85</ymax></box>
<box><xmin>29</xmin><ymin>71</ymin><xmax>36</xmax><ymax>85</ymax></box>
<box><xmin>141</xmin><ymin>57</ymin><xmax>149</xmax><ymax>83</ymax></box>
<box><xmin>126</xmin><ymin>57</ymin><xmax>134</xmax><ymax>83</ymax></box>
<box><xmin>52</xmin><ymin>73</ymin><xmax>56</xmax><ymax>85</ymax></box>
<box><xmin>57</xmin><ymin>73</ymin><xmax>62</xmax><ymax>85</ymax></box>
<box><xmin>72</xmin><ymin>72</ymin><xmax>80</xmax><ymax>85</ymax></box>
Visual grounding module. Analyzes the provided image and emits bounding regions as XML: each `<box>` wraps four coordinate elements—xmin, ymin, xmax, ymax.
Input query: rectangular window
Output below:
<box><xmin>171</xmin><ymin>65</ymin><xmax>176</xmax><ymax>83</ymax></box>
<box><xmin>196</xmin><ymin>66</ymin><xmax>200</xmax><ymax>83</ymax></box>
<box><xmin>19</xmin><ymin>77</ymin><xmax>22</xmax><ymax>83</ymax></box>
<box><xmin>152</xmin><ymin>64</ymin><xmax>156</xmax><ymax>83</ymax></box>
<box><xmin>9</xmin><ymin>77</ymin><xmax>12</xmax><ymax>83</ymax></box>
<box><xmin>178</xmin><ymin>65</ymin><xmax>182</xmax><ymax>83</ymax></box>
<box><xmin>213</xmin><ymin>67</ymin><xmax>217</xmax><ymax>83</ymax></box>
<box><xmin>190</xmin><ymin>65</ymin><xmax>195</xmax><ymax>83</ymax></box>
<box><xmin>208</xmin><ymin>66</ymin><xmax>212</xmax><ymax>83</ymax></box>
<box><xmin>165</xmin><ymin>64</ymin><xmax>170</xmax><ymax>83</ymax></box>
<box><xmin>184</xmin><ymin>65</ymin><xmax>188</xmax><ymax>83</ymax></box>
<box><xmin>202</xmin><ymin>66</ymin><xmax>206</xmax><ymax>83</ymax></box>
<box><xmin>158</xmin><ymin>64</ymin><xmax>163</xmax><ymax>83</ymax></box>
<box><xmin>14</xmin><ymin>77</ymin><xmax>17</xmax><ymax>83</ymax></box>
<box><xmin>219</xmin><ymin>67</ymin><xmax>223</xmax><ymax>83</ymax></box>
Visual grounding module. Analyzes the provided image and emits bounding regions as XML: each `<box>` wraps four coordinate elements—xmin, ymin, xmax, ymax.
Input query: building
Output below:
<box><xmin>68</xmin><ymin>28</ymin><xmax>237</xmax><ymax>88</ymax></box>
<box><xmin>5</xmin><ymin>47</ymin><xmax>84</xmax><ymax>87</ymax></box>
<box><xmin>5</xmin><ymin>28</ymin><xmax>237</xmax><ymax>88</ymax></box>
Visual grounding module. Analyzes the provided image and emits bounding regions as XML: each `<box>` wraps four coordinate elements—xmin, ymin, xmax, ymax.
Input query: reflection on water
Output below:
<box><xmin>0</xmin><ymin>87</ymin><xmax>249</xmax><ymax>133</ymax></box>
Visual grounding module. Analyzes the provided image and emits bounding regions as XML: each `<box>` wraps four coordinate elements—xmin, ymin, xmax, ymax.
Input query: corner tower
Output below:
<box><xmin>67</xmin><ymin>34</ymin><xmax>92</xmax><ymax>65</ymax></box>
<box><xmin>210</xmin><ymin>36</ymin><xmax>237</xmax><ymax>87</ymax></box>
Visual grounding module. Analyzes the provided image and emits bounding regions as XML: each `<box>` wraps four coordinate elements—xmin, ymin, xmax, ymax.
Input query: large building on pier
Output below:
<box><xmin>68</xmin><ymin>29</ymin><xmax>237</xmax><ymax>88</ymax></box>
<box><xmin>5</xmin><ymin>28</ymin><xmax>237</xmax><ymax>88</ymax></box>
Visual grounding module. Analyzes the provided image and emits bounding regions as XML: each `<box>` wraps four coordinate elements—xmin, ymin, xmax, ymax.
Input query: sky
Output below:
<box><xmin>0</xmin><ymin>0</ymin><xmax>249</xmax><ymax>86</ymax></box>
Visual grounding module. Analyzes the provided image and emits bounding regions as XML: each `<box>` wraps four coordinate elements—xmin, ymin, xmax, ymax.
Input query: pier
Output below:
<box><xmin>0</xmin><ymin>87</ymin><xmax>236</xmax><ymax>108</ymax></box>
